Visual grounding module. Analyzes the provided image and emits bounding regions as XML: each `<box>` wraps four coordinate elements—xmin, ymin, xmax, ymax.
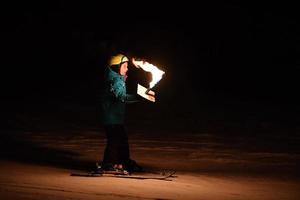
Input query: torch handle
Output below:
<box><xmin>145</xmin><ymin>88</ymin><xmax>155</xmax><ymax>96</ymax></box>
<box><xmin>145</xmin><ymin>88</ymin><xmax>151</xmax><ymax>95</ymax></box>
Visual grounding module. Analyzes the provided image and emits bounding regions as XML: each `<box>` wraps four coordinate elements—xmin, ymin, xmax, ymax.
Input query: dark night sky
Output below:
<box><xmin>1</xmin><ymin>1</ymin><xmax>300</xmax><ymax>127</ymax></box>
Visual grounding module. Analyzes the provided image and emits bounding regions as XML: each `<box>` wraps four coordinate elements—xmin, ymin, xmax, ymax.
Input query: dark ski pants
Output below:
<box><xmin>102</xmin><ymin>125</ymin><xmax>130</xmax><ymax>165</ymax></box>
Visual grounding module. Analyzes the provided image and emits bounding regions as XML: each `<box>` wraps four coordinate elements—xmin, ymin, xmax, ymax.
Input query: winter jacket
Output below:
<box><xmin>100</xmin><ymin>67</ymin><xmax>138</xmax><ymax>125</ymax></box>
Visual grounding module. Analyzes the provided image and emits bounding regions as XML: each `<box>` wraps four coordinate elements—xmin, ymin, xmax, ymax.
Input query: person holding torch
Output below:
<box><xmin>98</xmin><ymin>53</ymin><xmax>155</xmax><ymax>173</ymax></box>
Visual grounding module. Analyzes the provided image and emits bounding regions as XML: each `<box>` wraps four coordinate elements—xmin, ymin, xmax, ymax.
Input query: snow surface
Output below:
<box><xmin>1</xmin><ymin>128</ymin><xmax>300</xmax><ymax>200</ymax></box>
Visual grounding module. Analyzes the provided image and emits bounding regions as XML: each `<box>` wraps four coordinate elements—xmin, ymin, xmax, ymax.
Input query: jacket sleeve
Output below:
<box><xmin>110</xmin><ymin>79</ymin><xmax>126</xmax><ymax>102</ymax></box>
<box><xmin>110</xmin><ymin>78</ymin><xmax>140</xmax><ymax>103</ymax></box>
<box><xmin>125</xmin><ymin>94</ymin><xmax>140</xmax><ymax>104</ymax></box>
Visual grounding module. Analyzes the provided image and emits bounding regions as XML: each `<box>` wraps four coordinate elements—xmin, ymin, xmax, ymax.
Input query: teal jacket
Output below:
<box><xmin>100</xmin><ymin>67</ymin><xmax>138</xmax><ymax>125</ymax></box>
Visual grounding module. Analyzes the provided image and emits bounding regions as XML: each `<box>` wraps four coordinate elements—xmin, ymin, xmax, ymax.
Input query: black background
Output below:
<box><xmin>2</xmin><ymin>1</ymin><xmax>300</xmax><ymax>132</ymax></box>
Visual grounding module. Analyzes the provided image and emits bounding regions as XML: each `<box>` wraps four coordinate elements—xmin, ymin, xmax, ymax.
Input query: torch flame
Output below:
<box><xmin>132</xmin><ymin>58</ymin><xmax>165</xmax><ymax>88</ymax></box>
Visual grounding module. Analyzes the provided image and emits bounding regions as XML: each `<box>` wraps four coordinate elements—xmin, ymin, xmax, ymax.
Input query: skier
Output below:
<box><xmin>98</xmin><ymin>53</ymin><xmax>155</xmax><ymax>173</ymax></box>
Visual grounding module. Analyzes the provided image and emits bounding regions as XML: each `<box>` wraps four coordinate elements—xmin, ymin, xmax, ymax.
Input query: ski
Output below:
<box><xmin>70</xmin><ymin>170</ymin><xmax>176</xmax><ymax>181</ymax></box>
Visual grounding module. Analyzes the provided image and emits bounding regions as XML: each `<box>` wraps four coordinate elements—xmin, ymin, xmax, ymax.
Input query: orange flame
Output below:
<box><xmin>132</xmin><ymin>58</ymin><xmax>165</xmax><ymax>88</ymax></box>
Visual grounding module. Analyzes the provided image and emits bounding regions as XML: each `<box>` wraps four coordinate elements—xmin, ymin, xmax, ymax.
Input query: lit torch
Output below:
<box><xmin>132</xmin><ymin>58</ymin><xmax>165</xmax><ymax>95</ymax></box>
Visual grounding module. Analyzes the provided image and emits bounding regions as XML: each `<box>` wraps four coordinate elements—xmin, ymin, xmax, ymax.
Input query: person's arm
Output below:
<box><xmin>109</xmin><ymin>78</ymin><xmax>140</xmax><ymax>103</ymax></box>
<box><xmin>110</xmin><ymin>78</ymin><xmax>154</xmax><ymax>103</ymax></box>
<box><xmin>110</xmin><ymin>78</ymin><xmax>127</xmax><ymax>102</ymax></box>
<box><xmin>126</xmin><ymin>85</ymin><xmax>156</xmax><ymax>103</ymax></box>
<box><xmin>125</xmin><ymin>94</ymin><xmax>140</xmax><ymax>103</ymax></box>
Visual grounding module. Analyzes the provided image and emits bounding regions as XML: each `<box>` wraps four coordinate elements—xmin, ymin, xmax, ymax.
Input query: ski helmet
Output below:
<box><xmin>109</xmin><ymin>54</ymin><xmax>129</xmax><ymax>66</ymax></box>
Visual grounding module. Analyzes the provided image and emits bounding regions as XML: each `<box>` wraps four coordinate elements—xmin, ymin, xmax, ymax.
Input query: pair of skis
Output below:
<box><xmin>70</xmin><ymin>169</ymin><xmax>177</xmax><ymax>181</ymax></box>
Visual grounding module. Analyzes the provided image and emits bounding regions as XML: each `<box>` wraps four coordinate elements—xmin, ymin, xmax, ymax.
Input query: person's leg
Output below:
<box><xmin>102</xmin><ymin>125</ymin><xmax>138</xmax><ymax>172</ymax></box>
<box><xmin>117</xmin><ymin>125</ymin><xmax>130</xmax><ymax>164</ymax></box>
<box><xmin>102</xmin><ymin>125</ymin><xmax>122</xmax><ymax>166</ymax></box>
<box><xmin>117</xmin><ymin>126</ymin><xmax>144</xmax><ymax>172</ymax></box>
